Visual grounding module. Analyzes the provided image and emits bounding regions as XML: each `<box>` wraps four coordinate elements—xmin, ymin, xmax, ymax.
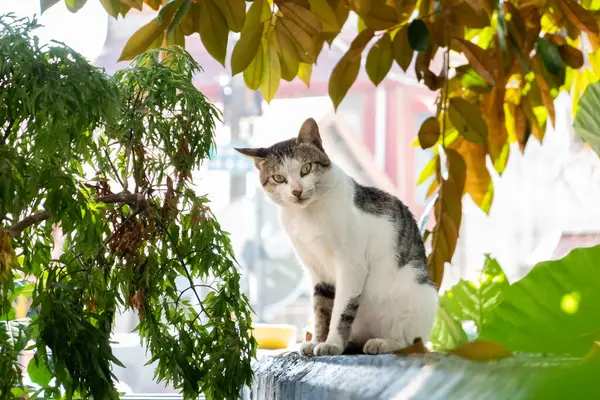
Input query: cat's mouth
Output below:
<box><xmin>292</xmin><ymin>196</ymin><xmax>312</xmax><ymax>206</ymax></box>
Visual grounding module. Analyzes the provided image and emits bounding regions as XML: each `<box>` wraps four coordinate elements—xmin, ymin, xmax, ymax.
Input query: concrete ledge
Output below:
<box><xmin>249</xmin><ymin>352</ymin><xmax>568</xmax><ymax>400</ymax></box>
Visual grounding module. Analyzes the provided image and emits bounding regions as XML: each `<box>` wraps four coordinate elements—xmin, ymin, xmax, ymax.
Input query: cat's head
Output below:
<box><xmin>235</xmin><ymin>118</ymin><xmax>332</xmax><ymax>208</ymax></box>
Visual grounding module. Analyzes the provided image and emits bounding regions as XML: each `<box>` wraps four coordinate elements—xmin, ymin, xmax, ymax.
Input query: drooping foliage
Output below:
<box><xmin>0</xmin><ymin>14</ymin><xmax>255</xmax><ymax>399</ymax></box>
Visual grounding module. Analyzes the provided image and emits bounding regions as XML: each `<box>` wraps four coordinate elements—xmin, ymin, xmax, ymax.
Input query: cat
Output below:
<box><xmin>235</xmin><ymin>118</ymin><xmax>438</xmax><ymax>356</ymax></box>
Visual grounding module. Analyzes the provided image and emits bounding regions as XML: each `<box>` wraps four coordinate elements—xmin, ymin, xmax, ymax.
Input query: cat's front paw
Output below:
<box><xmin>313</xmin><ymin>342</ymin><xmax>343</xmax><ymax>356</ymax></box>
<box><xmin>299</xmin><ymin>342</ymin><xmax>316</xmax><ymax>356</ymax></box>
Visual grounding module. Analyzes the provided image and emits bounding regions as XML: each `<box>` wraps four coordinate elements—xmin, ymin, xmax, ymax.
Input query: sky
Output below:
<box><xmin>1</xmin><ymin>0</ymin><xmax>108</xmax><ymax>61</ymax></box>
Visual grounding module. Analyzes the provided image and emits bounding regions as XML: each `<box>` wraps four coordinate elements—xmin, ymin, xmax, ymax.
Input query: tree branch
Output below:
<box><xmin>7</xmin><ymin>211</ymin><xmax>50</xmax><ymax>238</ymax></box>
<box><xmin>7</xmin><ymin>191</ymin><xmax>149</xmax><ymax>238</ymax></box>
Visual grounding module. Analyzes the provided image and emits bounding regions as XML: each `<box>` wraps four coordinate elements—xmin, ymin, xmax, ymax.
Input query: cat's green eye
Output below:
<box><xmin>300</xmin><ymin>163</ymin><xmax>312</xmax><ymax>177</ymax></box>
<box><xmin>272</xmin><ymin>174</ymin><xmax>286</xmax><ymax>184</ymax></box>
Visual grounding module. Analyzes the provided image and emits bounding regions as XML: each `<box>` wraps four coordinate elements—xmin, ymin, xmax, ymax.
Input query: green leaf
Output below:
<box><xmin>537</xmin><ymin>37</ymin><xmax>566</xmax><ymax>76</ymax></box>
<box><xmin>231</xmin><ymin>22</ymin><xmax>264</xmax><ymax>75</ymax></box>
<box><xmin>366</xmin><ymin>33</ymin><xmax>393</xmax><ymax>86</ymax></box>
<box><xmin>448</xmin><ymin>97</ymin><xmax>488</xmax><ymax>144</ymax></box>
<box><xmin>27</xmin><ymin>356</ymin><xmax>52</xmax><ymax>387</ymax></box>
<box><xmin>243</xmin><ymin>42</ymin><xmax>264</xmax><ymax>90</ymax></box>
<box><xmin>393</xmin><ymin>26</ymin><xmax>413</xmax><ymax>72</ymax></box>
<box><xmin>328</xmin><ymin>29</ymin><xmax>373</xmax><ymax>109</ymax></box>
<box><xmin>65</xmin><ymin>0</ymin><xmax>87</xmax><ymax>12</ymax></box>
<box><xmin>260</xmin><ymin>39</ymin><xmax>281</xmax><ymax>103</ymax></box>
<box><xmin>213</xmin><ymin>0</ymin><xmax>246</xmax><ymax>32</ymax></box>
<box><xmin>430</xmin><ymin>306</ymin><xmax>469</xmax><ymax>351</ymax></box>
<box><xmin>442</xmin><ymin>255</ymin><xmax>509</xmax><ymax>333</ymax></box>
<box><xmin>479</xmin><ymin>245</ymin><xmax>600</xmax><ymax>355</ymax></box>
<box><xmin>40</xmin><ymin>0</ymin><xmax>60</xmax><ymax>13</ymax></box>
<box><xmin>198</xmin><ymin>0</ymin><xmax>229</xmax><ymax>66</ymax></box>
<box><xmin>328</xmin><ymin>53</ymin><xmax>361</xmax><ymax>110</ymax></box>
<box><xmin>573</xmin><ymin>81</ymin><xmax>600</xmax><ymax>157</ymax></box>
<box><xmin>407</xmin><ymin>19</ymin><xmax>429</xmax><ymax>52</ymax></box>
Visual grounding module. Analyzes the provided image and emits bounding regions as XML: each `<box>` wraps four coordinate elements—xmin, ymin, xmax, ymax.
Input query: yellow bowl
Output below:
<box><xmin>252</xmin><ymin>323</ymin><xmax>297</xmax><ymax>350</ymax></box>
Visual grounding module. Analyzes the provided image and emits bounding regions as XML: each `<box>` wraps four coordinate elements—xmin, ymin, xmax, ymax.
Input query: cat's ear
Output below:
<box><xmin>297</xmin><ymin>118</ymin><xmax>324</xmax><ymax>150</ymax></box>
<box><xmin>234</xmin><ymin>147</ymin><xmax>268</xmax><ymax>168</ymax></box>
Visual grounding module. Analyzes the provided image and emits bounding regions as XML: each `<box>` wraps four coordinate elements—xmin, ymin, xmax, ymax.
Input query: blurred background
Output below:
<box><xmin>3</xmin><ymin>0</ymin><xmax>600</xmax><ymax>395</ymax></box>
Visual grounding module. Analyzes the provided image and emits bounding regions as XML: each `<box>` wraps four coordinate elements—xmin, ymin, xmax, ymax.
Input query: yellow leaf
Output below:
<box><xmin>559</xmin><ymin>0</ymin><xmax>599</xmax><ymax>36</ymax></box>
<box><xmin>394</xmin><ymin>338</ymin><xmax>430</xmax><ymax>356</ymax></box>
<box><xmin>118</xmin><ymin>1</ymin><xmax>180</xmax><ymax>61</ymax></box>
<box><xmin>163</xmin><ymin>26</ymin><xmax>185</xmax><ymax>63</ymax></box>
<box><xmin>417</xmin><ymin>155</ymin><xmax>437</xmax><ymax>185</ymax></box>
<box><xmin>298</xmin><ymin>62</ymin><xmax>313</xmax><ymax>87</ymax></box>
<box><xmin>279</xmin><ymin>15</ymin><xmax>318</xmax><ymax>63</ymax></box>
<box><xmin>366</xmin><ymin>33</ymin><xmax>393</xmax><ymax>86</ymax></box>
<box><xmin>393</xmin><ymin>26</ymin><xmax>413</xmax><ymax>72</ymax></box>
<box><xmin>145</xmin><ymin>0</ymin><xmax>161</xmax><ymax>11</ymax></box>
<box><xmin>481</xmin><ymin>86</ymin><xmax>509</xmax><ymax>175</ymax></box>
<box><xmin>558</xmin><ymin>44</ymin><xmax>584</xmax><ymax>69</ymax></box>
<box><xmin>280</xmin><ymin>3</ymin><xmax>322</xmax><ymax>37</ymax></box>
<box><xmin>428</xmin><ymin>149</ymin><xmax>465</xmax><ymax>289</ymax></box>
<box><xmin>244</xmin><ymin>0</ymin><xmax>270</xmax><ymax>31</ymax></box>
<box><xmin>309</xmin><ymin>0</ymin><xmax>340</xmax><ymax>32</ymax></box>
<box><xmin>273</xmin><ymin>23</ymin><xmax>300</xmax><ymax>81</ymax></box>
<box><xmin>418</xmin><ymin>117</ymin><xmax>440</xmax><ymax>149</ymax></box>
<box><xmin>231</xmin><ymin>22</ymin><xmax>265</xmax><ymax>75</ymax></box>
<box><xmin>99</xmin><ymin>0</ymin><xmax>121</xmax><ymax>18</ymax></box>
<box><xmin>328</xmin><ymin>30</ymin><xmax>374</xmax><ymax>109</ymax></box>
<box><xmin>452</xmin><ymin>138</ymin><xmax>493</xmax><ymax>213</ymax></box>
<box><xmin>260</xmin><ymin>39</ymin><xmax>281</xmax><ymax>103</ymax></box>
<box><xmin>165</xmin><ymin>25</ymin><xmax>185</xmax><ymax>48</ymax></box>
<box><xmin>363</xmin><ymin>4</ymin><xmax>399</xmax><ymax>30</ymax></box>
<box><xmin>449</xmin><ymin>340</ymin><xmax>512</xmax><ymax>361</ymax></box>
<box><xmin>244</xmin><ymin>42</ymin><xmax>264</xmax><ymax>90</ymax></box>
<box><xmin>212</xmin><ymin>0</ymin><xmax>246</xmax><ymax>32</ymax></box>
<box><xmin>333</xmin><ymin>0</ymin><xmax>350</xmax><ymax>28</ymax></box>
<box><xmin>426</xmin><ymin>178</ymin><xmax>439</xmax><ymax>198</ymax></box>
<box><xmin>180</xmin><ymin>3</ymin><xmax>201</xmax><ymax>35</ymax></box>
<box><xmin>198</xmin><ymin>0</ymin><xmax>229</xmax><ymax>66</ymax></box>
<box><xmin>452</xmin><ymin>38</ymin><xmax>497</xmax><ymax>86</ymax></box>
<box><xmin>351</xmin><ymin>0</ymin><xmax>372</xmax><ymax>16</ymax></box>
<box><xmin>448</xmin><ymin>97</ymin><xmax>488</xmax><ymax>145</ymax></box>
<box><xmin>535</xmin><ymin>75</ymin><xmax>556</xmax><ymax>127</ymax></box>
<box><xmin>120</xmin><ymin>0</ymin><xmax>142</xmax><ymax>10</ymax></box>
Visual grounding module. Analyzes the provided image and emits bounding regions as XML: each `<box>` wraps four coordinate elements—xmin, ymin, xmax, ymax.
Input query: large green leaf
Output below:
<box><xmin>27</xmin><ymin>354</ymin><xmax>52</xmax><ymax>387</ymax></box>
<box><xmin>442</xmin><ymin>255</ymin><xmax>509</xmax><ymax>332</ymax></box>
<box><xmin>430</xmin><ymin>305</ymin><xmax>469</xmax><ymax>351</ymax></box>
<box><xmin>479</xmin><ymin>245</ymin><xmax>600</xmax><ymax>355</ymax></box>
<box><xmin>430</xmin><ymin>255</ymin><xmax>507</xmax><ymax>351</ymax></box>
<box><xmin>573</xmin><ymin>81</ymin><xmax>600</xmax><ymax>157</ymax></box>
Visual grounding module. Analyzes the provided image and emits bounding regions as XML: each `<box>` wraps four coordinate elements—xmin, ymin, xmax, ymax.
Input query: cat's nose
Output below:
<box><xmin>292</xmin><ymin>189</ymin><xmax>303</xmax><ymax>198</ymax></box>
